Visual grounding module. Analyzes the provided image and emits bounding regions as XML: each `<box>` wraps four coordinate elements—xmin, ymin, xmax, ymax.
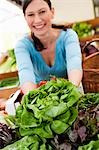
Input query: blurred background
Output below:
<box><xmin>0</xmin><ymin>0</ymin><xmax>99</xmax><ymax>52</ymax></box>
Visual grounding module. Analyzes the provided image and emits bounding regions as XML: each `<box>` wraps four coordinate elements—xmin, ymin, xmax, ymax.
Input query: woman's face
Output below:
<box><xmin>24</xmin><ymin>0</ymin><xmax>54</xmax><ymax>37</ymax></box>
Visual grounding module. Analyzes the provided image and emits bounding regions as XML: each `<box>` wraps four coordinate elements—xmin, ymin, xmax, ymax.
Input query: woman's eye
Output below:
<box><xmin>39</xmin><ymin>10</ymin><xmax>46</xmax><ymax>14</ymax></box>
<box><xmin>28</xmin><ymin>14</ymin><xmax>34</xmax><ymax>17</ymax></box>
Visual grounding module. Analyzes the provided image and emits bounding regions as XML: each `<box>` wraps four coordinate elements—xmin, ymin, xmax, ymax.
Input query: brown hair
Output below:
<box><xmin>22</xmin><ymin>0</ymin><xmax>52</xmax><ymax>14</ymax></box>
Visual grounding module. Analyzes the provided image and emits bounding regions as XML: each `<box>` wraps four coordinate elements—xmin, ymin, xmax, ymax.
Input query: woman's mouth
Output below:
<box><xmin>33</xmin><ymin>24</ymin><xmax>45</xmax><ymax>30</ymax></box>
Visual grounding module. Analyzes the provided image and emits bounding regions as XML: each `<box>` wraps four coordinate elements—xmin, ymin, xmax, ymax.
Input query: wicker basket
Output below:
<box><xmin>82</xmin><ymin>38</ymin><xmax>99</xmax><ymax>93</ymax></box>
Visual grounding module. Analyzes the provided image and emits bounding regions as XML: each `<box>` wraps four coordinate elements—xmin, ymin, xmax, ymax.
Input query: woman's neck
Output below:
<box><xmin>35</xmin><ymin>29</ymin><xmax>59</xmax><ymax>49</ymax></box>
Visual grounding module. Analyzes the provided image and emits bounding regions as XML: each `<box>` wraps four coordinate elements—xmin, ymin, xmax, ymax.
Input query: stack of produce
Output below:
<box><xmin>0</xmin><ymin>123</ymin><xmax>16</xmax><ymax>149</ymax></box>
<box><xmin>77</xmin><ymin>93</ymin><xmax>99</xmax><ymax>150</ymax></box>
<box><xmin>0</xmin><ymin>78</ymin><xmax>99</xmax><ymax>150</ymax></box>
<box><xmin>1</xmin><ymin>78</ymin><xmax>81</xmax><ymax>149</ymax></box>
<box><xmin>72</xmin><ymin>22</ymin><xmax>94</xmax><ymax>38</ymax></box>
<box><xmin>0</xmin><ymin>49</ymin><xmax>17</xmax><ymax>74</ymax></box>
<box><xmin>51</xmin><ymin>93</ymin><xmax>99</xmax><ymax>149</ymax></box>
<box><xmin>0</xmin><ymin>49</ymin><xmax>19</xmax><ymax>89</ymax></box>
<box><xmin>0</xmin><ymin>77</ymin><xmax>19</xmax><ymax>89</ymax></box>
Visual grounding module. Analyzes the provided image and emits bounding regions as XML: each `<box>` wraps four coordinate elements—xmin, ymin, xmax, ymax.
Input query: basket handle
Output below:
<box><xmin>82</xmin><ymin>38</ymin><xmax>99</xmax><ymax>52</ymax></box>
<box><xmin>83</xmin><ymin>68</ymin><xmax>99</xmax><ymax>73</ymax></box>
<box><xmin>82</xmin><ymin>37</ymin><xmax>99</xmax><ymax>61</ymax></box>
<box><xmin>83</xmin><ymin>51</ymin><xmax>99</xmax><ymax>61</ymax></box>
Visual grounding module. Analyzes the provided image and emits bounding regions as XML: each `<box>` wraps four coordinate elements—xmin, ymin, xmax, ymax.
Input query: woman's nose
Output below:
<box><xmin>34</xmin><ymin>14</ymin><xmax>42</xmax><ymax>23</ymax></box>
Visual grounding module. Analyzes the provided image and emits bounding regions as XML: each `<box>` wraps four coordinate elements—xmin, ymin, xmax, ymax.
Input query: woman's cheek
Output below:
<box><xmin>25</xmin><ymin>17</ymin><xmax>33</xmax><ymax>27</ymax></box>
<box><xmin>27</xmin><ymin>21</ymin><xmax>33</xmax><ymax>29</ymax></box>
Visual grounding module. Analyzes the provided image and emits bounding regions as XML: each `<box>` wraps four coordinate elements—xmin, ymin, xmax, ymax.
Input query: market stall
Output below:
<box><xmin>0</xmin><ymin>1</ymin><xmax>99</xmax><ymax>148</ymax></box>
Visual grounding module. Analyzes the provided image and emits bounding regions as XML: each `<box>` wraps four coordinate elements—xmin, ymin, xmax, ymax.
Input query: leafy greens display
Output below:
<box><xmin>1</xmin><ymin>78</ymin><xmax>81</xmax><ymax>150</ymax></box>
<box><xmin>14</xmin><ymin>78</ymin><xmax>81</xmax><ymax>138</ymax></box>
<box><xmin>1</xmin><ymin>78</ymin><xmax>99</xmax><ymax>150</ymax></box>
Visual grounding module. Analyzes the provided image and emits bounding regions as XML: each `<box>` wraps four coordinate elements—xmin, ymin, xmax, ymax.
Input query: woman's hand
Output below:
<box><xmin>21</xmin><ymin>82</ymin><xmax>38</xmax><ymax>95</ymax></box>
<box><xmin>68</xmin><ymin>69</ymin><xmax>83</xmax><ymax>87</ymax></box>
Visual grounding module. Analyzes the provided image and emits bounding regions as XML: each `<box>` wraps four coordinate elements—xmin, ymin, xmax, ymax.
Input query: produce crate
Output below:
<box><xmin>78</xmin><ymin>18</ymin><xmax>99</xmax><ymax>42</ymax></box>
<box><xmin>0</xmin><ymin>71</ymin><xmax>19</xmax><ymax>99</ymax></box>
<box><xmin>55</xmin><ymin>18</ymin><xmax>99</xmax><ymax>42</ymax></box>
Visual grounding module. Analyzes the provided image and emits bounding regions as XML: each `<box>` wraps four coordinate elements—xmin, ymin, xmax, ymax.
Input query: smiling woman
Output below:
<box><xmin>14</xmin><ymin>0</ymin><xmax>83</xmax><ymax>95</ymax></box>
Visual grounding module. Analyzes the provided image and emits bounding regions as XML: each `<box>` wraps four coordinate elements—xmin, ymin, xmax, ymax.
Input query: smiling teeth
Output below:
<box><xmin>35</xmin><ymin>25</ymin><xmax>44</xmax><ymax>29</ymax></box>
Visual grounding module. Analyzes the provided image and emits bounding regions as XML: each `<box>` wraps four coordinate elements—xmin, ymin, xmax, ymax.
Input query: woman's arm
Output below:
<box><xmin>14</xmin><ymin>38</ymin><xmax>38</xmax><ymax>95</ymax></box>
<box><xmin>65</xmin><ymin>29</ymin><xmax>83</xmax><ymax>86</ymax></box>
<box><xmin>68</xmin><ymin>69</ymin><xmax>83</xmax><ymax>87</ymax></box>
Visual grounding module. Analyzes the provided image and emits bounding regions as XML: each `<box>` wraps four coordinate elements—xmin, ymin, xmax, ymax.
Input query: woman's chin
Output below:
<box><xmin>34</xmin><ymin>29</ymin><xmax>48</xmax><ymax>37</ymax></box>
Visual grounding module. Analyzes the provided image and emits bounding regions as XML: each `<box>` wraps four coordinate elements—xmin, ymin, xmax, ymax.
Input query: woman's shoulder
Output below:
<box><xmin>60</xmin><ymin>28</ymin><xmax>77</xmax><ymax>37</ymax></box>
<box><xmin>59</xmin><ymin>28</ymin><xmax>79</xmax><ymax>44</ymax></box>
<box><xmin>14</xmin><ymin>33</ymin><xmax>35</xmax><ymax>55</ymax></box>
<box><xmin>55</xmin><ymin>28</ymin><xmax>76</xmax><ymax>42</ymax></box>
<box><xmin>15</xmin><ymin>33</ymin><xmax>32</xmax><ymax>46</ymax></box>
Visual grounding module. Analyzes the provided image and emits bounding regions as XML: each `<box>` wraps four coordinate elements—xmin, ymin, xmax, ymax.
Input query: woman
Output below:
<box><xmin>15</xmin><ymin>0</ymin><xmax>83</xmax><ymax>94</ymax></box>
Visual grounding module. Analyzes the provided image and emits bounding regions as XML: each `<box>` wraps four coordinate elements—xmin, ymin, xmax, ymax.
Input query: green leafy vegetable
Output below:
<box><xmin>78</xmin><ymin>140</ymin><xmax>99</xmax><ymax>150</ymax></box>
<box><xmin>0</xmin><ymin>77</ymin><xmax>19</xmax><ymax>88</ymax></box>
<box><xmin>72</xmin><ymin>22</ymin><xmax>93</xmax><ymax>38</ymax></box>
<box><xmin>3</xmin><ymin>78</ymin><xmax>83</xmax><ymax>149</ymax></box>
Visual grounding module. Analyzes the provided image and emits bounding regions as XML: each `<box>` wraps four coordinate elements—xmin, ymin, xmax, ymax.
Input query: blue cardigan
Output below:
<box><xmin>15</xmin><ymin>29</ymin><xmax>82</xmax><ymax>85</ymax></box>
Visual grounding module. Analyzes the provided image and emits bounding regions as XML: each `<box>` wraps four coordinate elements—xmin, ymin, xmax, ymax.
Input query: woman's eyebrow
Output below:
<box><xmin>25</xmin><ymin>10</ymin><xmax>34</xmax><ymax>14</ymax></box>
<box><xmin>26</xmin><ymin>8</ymin><xmax>47</xmax><ymax>14</ymax></box>
<box><xmin>38</xmin><ymin>8</ymin><xmax>47</xmax><ymax>11</ymax></box>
